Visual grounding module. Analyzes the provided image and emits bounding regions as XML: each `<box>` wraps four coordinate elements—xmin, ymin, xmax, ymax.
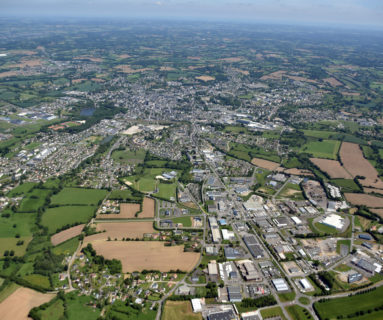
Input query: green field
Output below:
<box><xmin>42</xmin><ymin>206</ymin><xmax>95</xmax><ymax>233</ymax></box>
<box><xmin>314</xmin><ymin>286</ymin><xmax>383</xmax><ymax>320</ymax></box>
<box><xmin>171</xmin><ymin>216</ymin><xmax>192</xmax><ymax>227</ymax></box>
<box><xmin>36</xmin><ymin>299</ymin><xmax>64</xmax><ymax>320</ymax></box>
<box><xmin>313</xmin><ymin>221</ymin><xmax>339</xmax><ymax>234</ymax></box>
<box><xmin>18</xmin><ymin>189</ymin><xmax>51</xmax><ymax>212</ymax></box>
<box><xmin>105</xmin><ymin>300</ymin><xmax>156</xmax><ymax>320</ymax></box>
<box><xmin>52</xmin><ymin>237</ymin><xmax>80</xmax><ymax>255</ymax></box>
<box><xmin>260</xmin><ymin>306</ymin><xmax>287</xmax><ymax>320</ymax></box>
<box><xmin>112</xmin><ymin>148</ymin><xmax>146</xmax><ymax>164</ymax></box>
<box><xmin>336</xmin><ymin>239</ymin><xmax>351</xmax><ymax>254</ymax></box>
<box><xmin>330</xmin><ymin>179</ymin><xmax>361</xmax><ymax>192</ymax></box>
<box><xmin>156</xmin><ymin>182</ymin><xmax>177</xmax><ymax>201</ymax></box>
<box><xmin>108</xmin><ymin>189</ymin><xmax>142</xmax><ymax>202</ymax></box>
<box><xmin>286</xmin><ymin>305</ymin><xmax>313</xmax><ymax>320</ymax></box>
<box><xmin>303</xmin><ymin>130</ymin><xmax>336</xmax><ymax>139</ymax></box>
<box><xmin>298</xmin><ymin>297</ymin><xmax>311</xmax><ymax>305</ymax></box>
<box><xmin>0</xmin><ymin>282</ymin><xmax>19</xmax><ymax>303</ymax></box>
<box><xmin>65</xmin><ymin>293</ymin><xmax>101</xmax><ymax>320</ymax></box>
<box><xmin>301</xmin><ymin>140</ymin><xmax>340</xmax><ymax>159</ymax></box>
<box><xmin>51</xmin><ymin>188</ymin><xmax>107</xmax><ymax>206</ymax></box>
<box><xmin>22</xmin><ymin>274</ymin><xmax>51</xmax><ymax>290</ymax></box>
<box><xmin>278</xmin><ymin>183</ymin><xmax>305</xmax><ymax>200</ymax></box>
<box><xmin>7</xmin><ymin>182</ymin><xmax>37</xmax><ymax>197</ymax></box>
<box><xmin>278</xmin><ymin>291</ymin><xmax>296</xmax><ymax>302</ymax></box>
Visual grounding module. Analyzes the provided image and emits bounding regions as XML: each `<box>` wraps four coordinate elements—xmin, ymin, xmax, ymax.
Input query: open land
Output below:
<box><xmin>344</xmin><ymin>193</ymin><xmax>383</xmax><ymax>208</ymax></box>
<box><xmin>87</xmin><ymin>240</ymin><xmax>200</xmax><ymax>272</ymax></box>
<box><xmin>51</xmin><ymin>224</ymin><xmax>85</xmax><ymax>246</ymax></box>
<box><xmin>310</xmin><ymin>158</ymin><xmax>352</xmax><ymax>178</ymax></box>
<box><xmin>251</xmin><ymin>157</ymin><xmax>280</xmax><ymax>170</ymax></box>
<box><xmin>162</xmin><ymin>301</ymin><xmax>202</xmax><ymax>320</ymax></box>
<box><xmin>0</xmin><ymin>287</ymin><xmax>54</xmax><ymax>320</ymax></box>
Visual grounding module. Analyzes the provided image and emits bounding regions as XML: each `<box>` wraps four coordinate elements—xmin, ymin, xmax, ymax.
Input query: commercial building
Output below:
<box><xmin>227</xmin><ymin>286</ymin><xmax>242</xmax><ymax>302</ymax></box>
<box><xmin>320</xmin><ymin>214</ymin><xmax>344</xmax><ymax>229</ymax></box>
<box><xmin>243</xmin><ymin>235</ymin><xmax>264</xmax><ymax>259</ymax></box>
<box><xmin>348</xmin><ymin>272</ymin><xmax>363</xmax><ymax>283</ymax></box>
<box><xmin>272</xmin><ymin>278</ymin><xmax>289</xmax><ymax>292</ymax></box>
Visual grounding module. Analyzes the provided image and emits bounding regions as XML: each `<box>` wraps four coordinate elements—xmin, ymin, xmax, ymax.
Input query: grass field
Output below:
<box><xmin>36</xmin><ymin>299</ymin><xmax>64</xmax><ymax>320</ymax></box>
<box><xmin>112</xmin><ymin>148</ymin><xmax>146</xmax><ymax>164</ymax></box>
<box><xmin>260</xmin><ymin>306</ymin><xmax>287</xmax><ymax>320</ymax></box>
<box><xmin>7</xmin><ymin>182</ymin><xmax>37</xmax><ymax>197</ymax></box>
<box><xmin>65</xmin><ymin>292</ymin><xmax>101</xmax><ymax>320</ymax></box>
<box><xmin>330</xmin><ymin>179</ymin><xmax>361</xmax><ymax>192</ymax></box>
<box><xmin>106</xmin><ymin>300</ymin><xmax>155</xmax><ymax>320</ymax></box>
<box><xmin>302</xmin><ymin>130</ymin><xmax>336</xmax><ymax>139</ymax></box>
<box><xmin>301</xmin><ymin>140</ymin><xmax>340</xmax><ymax>159</ymax></box>
<box><xmin>278</xmin><ymin>183</ymin><xmax>305</xmax><ymax>200</ymax></box>
<box><xmin>336</xmin><ymin>239</ymin><xmax>351</xmax><ymax>254</ymax></box>
<box><xmin>286</xmin><ymin>305</ymin><xmax>313</xmax><ymax>320</ymax></box>
<box><xmin>313</xmin><ymin>221</ymin><xmax>339</xmax><ymax>234</ymax></box>
<box><xmin>278</xmin><ymin>291</ymin><xmax>296</xmax><ymax>302</ymax></box>
<box><xmin>298</xmin><ymin>297</ymin><xmax>311</xmax><ymax>305</ymax></box>
<box><xmin>156</xmin><ymin>182</ymin><xmax>177</xmax><ymax>201</ymax></box>
<box><xmin>22</xmin><ymin>274</ymin><xmax>51</xmax><ymax>290</ymax></box>
<box><xmin>52</xmin><ymin>237</ymin><xmax>80</xmax><ymax>255</ymax></box>
<box><xmin>51</xmin><ymin>188</ymin><xmax>107</xmax><ymax>206</ymax></box>
<box><xmin>42</xmin><ymin>206</ymin><xmax>96</xmax><ymax>234</ymax></box>
<box><xmin>108</xmin><ymin>189</ymin><xmax>142</xmax><ymax>202</ymax></box>
<box><xmin>162</xmin><ymin>301</ymin><xmax>202</xmax><ymax>320</ymax></box>
<box><xmin>314</xmin><ymin>286</ymin><xmax>383</xmax><ymax>320</ymax></box>
<box><xmin>171</xmin><ymin>216</ymin><xmax>192</xmax><ymax>227</ymax></box>
<box><xmin>18</xmin><ymin>189</ymin><xmax>51</xmax><ymax>212</ymax></box>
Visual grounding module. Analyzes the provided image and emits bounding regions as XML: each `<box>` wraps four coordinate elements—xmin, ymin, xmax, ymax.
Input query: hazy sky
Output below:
<box><xmin>1</xmin><ymin>0</ymin><xmax>383</xmax><ymax>27</ymax></box>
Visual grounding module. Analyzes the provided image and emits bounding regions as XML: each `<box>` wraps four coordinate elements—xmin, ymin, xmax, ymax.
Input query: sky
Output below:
<box><xmin>1</xmin><ymin>0</ymin><xmax>383</xmax><ymax>28</ymax></box>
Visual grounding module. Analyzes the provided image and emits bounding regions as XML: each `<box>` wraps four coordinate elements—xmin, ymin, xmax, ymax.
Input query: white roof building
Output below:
<box><xmin>272</xmin><ymin>278</ymin><xmax>289</xmax><ymax>292</ymax></box>
<box><xmin>321</xmin><ymin>214</ymin><xmax>344</xmax><ymax>229</ymax></box>
<box><xmin>221</xmin><ymin>229</ymin><xmax>235</xmax><ymax>241</ymax></box>
<box><xmin>191</xmin><ymin>298</ymin><xmax>202</xmax><ymax>313</ymax></box>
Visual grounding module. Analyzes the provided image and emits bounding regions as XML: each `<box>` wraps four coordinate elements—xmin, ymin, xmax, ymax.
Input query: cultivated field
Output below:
<box><xmin>251</xmin><ymin>157</ymin><xmax>280</xmax><ymax>170</ymax></box>
<box><xmin>162</xmin><ymin>301</ymin><xmax>202</xmax><ymax>320</ymax></box>
<box><xmin>310</xmin><ymin>158</ymin><xmax>352</xmax><ymax>178</ymax></box>
<box><xmin>51</xmin><ymin>224</ymin><xmax>85</xmax><ymax>246</ymax></box>
<box><xmin>0</xmin><ymin>287</ymin><xmax>54</xmax><ymax>320</ymax></box>
<box><xmin>88</xmin><ymin>241</ymin><xmax>200</xmax><ymax>272</ymax></box>
<box><xmin>283</xmin><ymin>168</ymin><xmax>313</xmax><ymax>176</ymax></box>
<box><xmin>84</xmin><ymin>221</ymin><xmax>155</xmax><ymax>241</ymax></box>
<box><xmin>141</xmin><ymin>197</ymin><xmax>155</xmax><ymax>218</ymax></box>
<box><xmin>363</xmin><ymin>188</ymin><xmax>383</xmax><ymax>195</ymax></box>
<box><xmin>344</xmin><ymin>193</ymin><xmax>383</xmax><ymax>208</ymax></box>
<box><xmin>340</xmin><ymin>142</ymin><xmax>383</xmax><ymax>189</ymax></box>
<box><xmin>98</xmin><ymin>203</ymin><xmax>140</xmax><ymax>219</ymax></box>
<box><xmin>370</xmin><ymin>209</ymin><xmax>383</xmax><ymax>218</ymax></box>
<box><xmin>195</xmin><ymin>75</ymin><xmax>215</xmax><ymax>81</ymax></box>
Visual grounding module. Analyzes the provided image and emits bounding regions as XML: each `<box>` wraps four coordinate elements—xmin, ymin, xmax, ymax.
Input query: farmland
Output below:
<box><xmin>87</xmin><ymin>240</ymin><xmax>200</xmax><ymax>272</ymax></box>
<box><xmin>0</xmin><ymin>287</ymin><xmax>54</xmax><ymax>320</ymax></box>
<box><xmin>51</xmin><ymin>224</ymin><xmax>85</xmax><ymax>246</ymax></box>
<box><xmin>85</xmin><ymin>221</ymin><xmax>155</xmax><ymax>240</ymax></box>
<box><xmin>162</xmin><ymin>301</ymin><xmax>202</xmax><ymax>320</ymax></box>
<box><xmin>301</xmin><ymin>140</ymin><xmax>340</xmax><ymax>160</ymax></box>
<box><xmin>344</xmin><ymin>193</ymin><xmax>383</xmax><ymax>208</ymax></box>
<box><xmin>251</xmin><ymin>157</ymin><xmax>280</xmax><ymax>170</ymax></box>
<box><xmin>51</xmin><ymin>188</ymin><xmax>107</xmax><ymax>206</ymax></box>
<box><xmin>98</xmin><ymin>203</ymin><xmax>140</xmax><ymax>219</ymax></box>
<box><xmin>52</xmin><ymin>236</ymin><xmax>80</xmax><ymax>255</ymax></box>
<box><xmin>310</xmin><ymin>158</ymin><xmax>352</xmax><ymax>179</ymax></box>
<box><xmin>41</xmin><ymin>206</ymin><xmax>96</xmax><ymax>234</ymax></box>
<box><xmin>340</xmin><ymin>142</ymin><xmax>383</xmax><ymax>189</ymax></box>
<box><xmin>112</xmin><ymin>148</ymin><xmax>146</xmax><ymax>164</ymax></box>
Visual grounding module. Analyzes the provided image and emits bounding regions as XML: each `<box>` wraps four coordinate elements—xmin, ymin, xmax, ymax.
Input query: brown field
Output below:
<box><xmin>163</xmin><ymin>301</ymin><xmax>202</xmax><ymax>320</ymax></box>
<box><xmin>0</xmin><ymin>287</ymin><xmax>54</xmax><ymax>320</ymax></box>
<box><xmin>85</xmin><ymin>221</ymin><xmax>155</xmax><ymax>241</ymax></box>
<box><xmin>8</xmin><ymin>59</ymin><xmax>42</xmax><ymax>68</ymax></box>
<box><xmin>310</xmin><ymin>158</ymin><xmax>352</xmax><ymax>178</ymax></box>
<box><xmin>51</xmin><ymin>224</ymin><xmax>85</xmax><ymax>246</ymax></box>
<box><xmin>345</xmin><ymin>193</ymin><xmax>383</xmax><ymax>208</ymax></box>
<box><xmin>195</xmin><ymin>75</ymin><xmax>215</xmax><ymax>82</ymax></box>
<box><xmin>341</xmin><ymin>92</ymin><xmax>360</xmax><ymax>96</ymax></box>
<box><xmin>364</xmin><ymin>188</ymin><xmax>383</xmax><ymax>195</ymax></box>
<box><xmin>260</xmin><ymin>70</ymin><xmax>285</xmax><ymax>80</ymax></box>
<box><xmin>118</xmin><ymin>54</ymin><xmax>131</xmax><ymax>59</ymax></box>
<box><xmin>116</xmin><ymin>65</ymin><xmax>151</xmax><ymax>73</ymax></box>
<box><xmin>340</xmin><ymin>142</ymin><xmax>383</xmax><ymax>189</ymax></box>
<box><xmin>72</xmin><ymin>78</ymin><xmax>86</xmax><ymax>84</ymax></box>
<box><xmin>10</xmin><ymin>50</ymin><xmax>37</xmax><ymax>55</ymax></box>
<box><xmin>324</xmin><ymin>77</ymin><xmax>343</xmax><ymax>87</ymax></box>
<box><xmin>286</xmin><ymin>75</ymin><xmax>317</xmax><ymax>84</ymax></box>
<box><xmin>251</xmin><ymin>157</ymin><xmax>280</xmax><ymax>171</ymax></box>
<box><xmin>220</xmin><ymin>57</ymin><xmax>243</xmax><ymax>63</ymax></box>
<box><xmin>98</xmin><ymin>203</ymin><xmax>140</xmax><ymax>219</ymax></box>
<box><xmin>370</xmin><ymin>209</ymin><xmax>383</xmax><ymax>218</ymax></box>
<box><xmin>232</xmin><ymin>68</ymin><xmax>249</xmax><ymax>75</ymax></box>
<box><xmin>88</xmin><ymin>241</ymin><xmax>200</xmax><ymax>272</ymax></box>
<box><xmin>91</xmin><ymin>78</ymin><xmax>105</xmax><ymax>83</ymax></box>
<box><xmin>141</xmin><ymin>197</ymin><xmax>155</xmax><ymax>218</ymax></box>
<box><xmin>187</xmin><ymin>56</ymin><xmax>201</xmax><ymax>60</ymax></box>
<box><xmin>160</xmin><ymin>66</ymin><xmax>176</xmax><ymax>71</ymax></box>
<box><xmin>0</xmin><ymin>71</ymin><xmax>18</xmax><ymax>78</ymax></box>
<box><xmin>283</xmin><ymin>168</ymin><xmax>313</xmax><ymax>176</ymax></box>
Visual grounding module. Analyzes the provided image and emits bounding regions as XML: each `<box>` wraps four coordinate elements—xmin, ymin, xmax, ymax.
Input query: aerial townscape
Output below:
<box><xmin>0</xmin><ymin>3</ymin><xmax>383</xmax><ymax>320</ymax></box>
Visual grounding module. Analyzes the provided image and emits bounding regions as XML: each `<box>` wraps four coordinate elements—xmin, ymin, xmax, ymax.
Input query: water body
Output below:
<box><xmin>80</xmin><ymin>108</ymin><xmax>95</xmax><ymax>117</ymax></box>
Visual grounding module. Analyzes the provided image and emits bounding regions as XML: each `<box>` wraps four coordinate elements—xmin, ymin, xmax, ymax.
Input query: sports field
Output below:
<box><xmin>87</xmin><ymin>240</ymin><xmax>200</xmax><ymax>272</ymax></box>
